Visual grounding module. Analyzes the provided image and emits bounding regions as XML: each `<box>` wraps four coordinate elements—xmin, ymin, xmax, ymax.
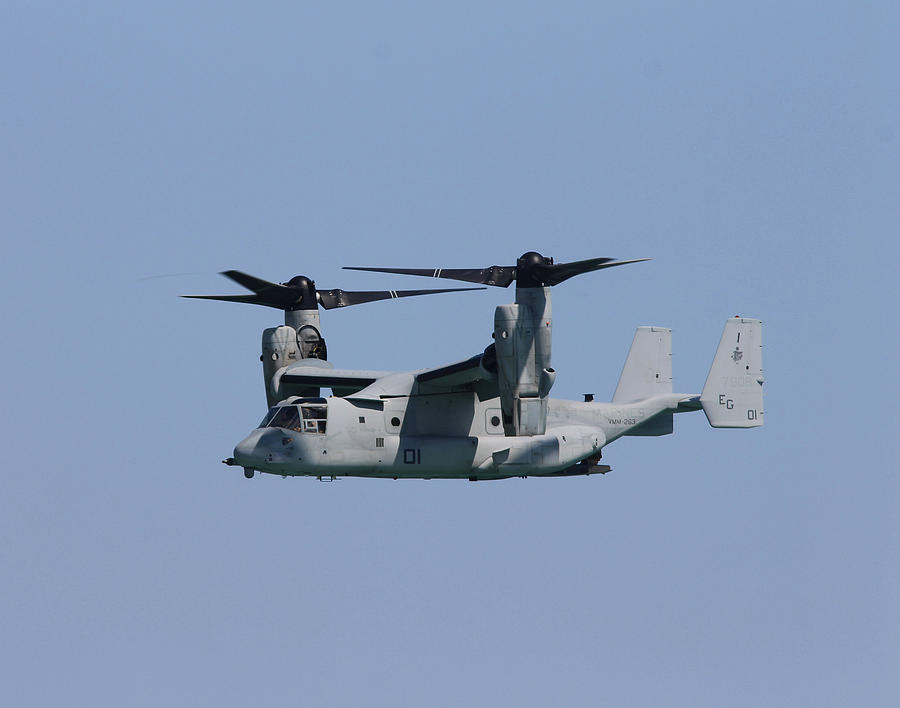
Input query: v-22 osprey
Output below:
<box><xmin>184</xmin><ymin>252</ymin><xmax>764</xmax><ymax>481</ymax></box>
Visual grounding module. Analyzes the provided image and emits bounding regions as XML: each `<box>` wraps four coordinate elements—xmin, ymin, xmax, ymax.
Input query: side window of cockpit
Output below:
<box><xmin>268</xmin><ymin>406</ymin><xmax>303</xmax><ymax>432</ymax></box>
<box><xmin>300</xmin><ymin>405</ymin><xmax>327</xmax><ymax>433</ymax></box>
<box><xmin>258</xmin><ymin>408</ymin><xmax>279</xmax><ymax>428</ymax></box>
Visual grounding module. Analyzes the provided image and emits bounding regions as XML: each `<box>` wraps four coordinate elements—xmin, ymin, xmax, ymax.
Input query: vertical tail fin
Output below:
<box><xmin>700</xmin><ymin>317</ymin><xmax>764</xmax><ymax>428</ymax></box>
<box><xmin>613</xmin><ymin>326</ymin><xmax>673</xmax><ymax>436</ymax></box>
<box><xmin>613</xmin><ymin>326</ymin><xmax>672</xmax><ymax>403</ymax></box>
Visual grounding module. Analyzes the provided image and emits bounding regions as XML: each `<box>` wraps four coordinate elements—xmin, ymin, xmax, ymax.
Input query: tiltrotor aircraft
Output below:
<box><xmin>185</xmin><ymin>252</ymin><xmax>764</xmax><ymax>481</ymax></box>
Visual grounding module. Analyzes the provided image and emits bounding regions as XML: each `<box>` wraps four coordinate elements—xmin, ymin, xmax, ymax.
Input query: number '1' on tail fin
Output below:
<box><xmin>700</xmin><ymin>317</ymin><xmax>764</xmax><ymax>428</ymax></box>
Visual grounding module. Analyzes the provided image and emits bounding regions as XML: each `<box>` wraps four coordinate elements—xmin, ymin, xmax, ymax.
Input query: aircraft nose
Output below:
<box><xmin>233</xmin><ymin>428</ymin><xmax>300</xmax><ymax>473</ymax></box>
<box><xmin>233</xmin><ymin>429</ymin><xmax>274</xmax><ymax>468</ymax></box>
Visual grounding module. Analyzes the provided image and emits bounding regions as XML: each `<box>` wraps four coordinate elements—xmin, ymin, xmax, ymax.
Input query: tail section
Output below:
<box><xmin>700</xmin><ymin>317</ymin><xmax>764</xmax><ymax>428</ymax></box>
<box><xmin>613</xmin><ymin>326</ymin><xmax>673</xmax><ymax>436</ymax></box>
<box><xmin>613</xmin><ymin>326</ymin><xmax>672</xmax><ymax>403</ymax></box>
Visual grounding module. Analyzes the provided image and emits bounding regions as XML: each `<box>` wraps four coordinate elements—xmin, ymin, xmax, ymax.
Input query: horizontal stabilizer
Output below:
<box><xmin>700</xmin><ymin>318</ymin><xmax>764</xmax><ymax>428</ymax></box>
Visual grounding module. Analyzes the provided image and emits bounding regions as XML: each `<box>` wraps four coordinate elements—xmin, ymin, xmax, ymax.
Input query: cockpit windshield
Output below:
<box><xmin>258</xmin><ymin>399</ymin><xmax>327</xmax><ymax>434</ymax></box>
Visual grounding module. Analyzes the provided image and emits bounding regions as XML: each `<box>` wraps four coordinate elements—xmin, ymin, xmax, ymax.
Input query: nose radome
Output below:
<box><xmin>233</xmin><ymin>429</ymin><xmax>272</xmax><ymax>467</ymax></box>
<box><xmin>234</xmin><ymin>427</ymin><xmax>299</xmax><ymax>467</ymax></box>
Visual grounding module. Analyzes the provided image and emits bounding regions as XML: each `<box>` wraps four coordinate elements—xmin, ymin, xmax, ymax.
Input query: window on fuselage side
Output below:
<box><xmin>268</xmin><ymin>406</ymin><xmax>303</xmax><ymax>432</ymax></box>
<box><xmin>258</xmin><ymin>408</ymin><xmax>279</xmax><ymax>428</ymax></box>
<box><xmin>300</xmin><ymin>404</ymin><xmax>327</xmax><ymax>433</ymax></box>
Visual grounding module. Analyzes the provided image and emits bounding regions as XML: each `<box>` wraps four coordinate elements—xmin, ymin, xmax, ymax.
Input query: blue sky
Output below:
<box><xmin>2</xmin><ymin>2</ymin><xmax>898</xmax><ymax>706</ymax></box>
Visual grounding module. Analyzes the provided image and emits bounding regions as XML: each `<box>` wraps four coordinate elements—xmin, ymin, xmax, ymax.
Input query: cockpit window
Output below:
<box><xmin>258</xmin><ymin>403</ymin><xmax>327</xmax><ymax>434</ymax></box>
<box><xmin>269</xmin><ymin>406</ymin><xmax>303</xmax><ymax>432</ymax></box>
<box><xmin>258</xmin><ymin>408</ymin><xmax>279</xmax><ymax>428</ymax></box>
<box><xmin>300</xmin><ymin>403</ymin><xmax>327</xmax><ymax>433</ymax></box>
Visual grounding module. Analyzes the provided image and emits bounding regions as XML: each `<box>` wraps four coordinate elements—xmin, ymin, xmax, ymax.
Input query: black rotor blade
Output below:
<box><xmin>183</xmin><ymin>270</ymin><xmax>305</xmax><ymax>309</ymax></box>
<box><xmin>181</xmin><ymin>294</ymin><xmax>270</xmax><ymax>305</ymax></box>
<box><xmin>220</xmin><ymin>270</ymin><xmax>285</xmax><ymax>294</ymax></box>
<box><xmin>343</xmin><ymin>265</ymin><xmax>516</xmax><ymax>288</ymax></box>
<box><xmin>221</xmin><ymin>270</ymin><xmax>304</xmax><ymax>307</ymax></box>
<box><xmin>535</xmin><ymin>257</ymin><xmax>650</xmax><ymax>286</ymax></box>
<box><xmin>317</xmin><ymin>286</ymin><xmax>485</xmax><ymax>309</ymax></box>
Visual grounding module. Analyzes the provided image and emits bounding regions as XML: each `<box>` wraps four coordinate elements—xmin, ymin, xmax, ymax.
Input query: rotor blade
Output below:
<box><xmin>343</xmin><ymin>265</ymin><xmax>516</xmax><ymax>288</ymax></box>
<box><xmin>180</xmin><ymin>294</ymin><xmax>271</xmax><ymax>305</ymax></box>
<box><xmin>217</xmin><ymin>269</ymin><xmax>307</xmax><ymax>308</ymax></box>
<box><xmin>183</xmin><ymin>271</ymin><xmax>304</xmax><ymax>309</ymax></box>
<box><xmin>537</xmin><ymin>257</ymin><xmax>651</xmax><ymax>286</ymax></box>
<box><xmin>317</xmin><ymin>286</ymin><xmax>485</xmax><ymax>309</ymax></box>
<box><xmin>219</xmin><ymin>270</ymin><xmax>286</xmax><ymax>294</ymax></box>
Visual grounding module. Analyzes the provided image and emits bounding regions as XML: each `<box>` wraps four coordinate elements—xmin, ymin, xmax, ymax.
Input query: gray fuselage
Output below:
<box><xmin>232</xmin><ymin>392</ymin><xmax>681</xmax><ymax>480</ymax></box>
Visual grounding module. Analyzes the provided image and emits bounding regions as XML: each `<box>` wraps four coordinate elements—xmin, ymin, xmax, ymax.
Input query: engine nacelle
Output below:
<box><xmin>493</xmin><ymin>287</ymin><xmax>554</xmax><ymax>435</ymax></box>
<box><xmin>262</xmin><ymin>326</ymin><xmax>300</xmax><ymax>406</ymax></box>
<box><xmin>261</xmin><ymin>323</ymin><xmax>329</xmax><ymax>406</ymax></box>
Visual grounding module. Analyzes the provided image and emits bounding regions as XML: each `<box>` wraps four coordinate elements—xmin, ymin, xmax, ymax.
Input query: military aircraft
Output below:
<box><xmin>185</xmin><ymin>252</ymin><xmax>764</xmax><ymax>481</ymax></box>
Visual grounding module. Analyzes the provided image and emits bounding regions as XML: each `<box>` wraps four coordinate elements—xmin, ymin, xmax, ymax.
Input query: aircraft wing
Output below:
<box><xmin>275</xmin><ymin>345</ymin><xmax>498</xmax><ymax>399</ymax></box>
<box><xmin>275</xmin><ymin>360</ymin><xmax>393</xmax><ymax>397</ymax></box>
<box><xmin>345</xmin><ymin>351</ymin><xmax>498</xmax><ymax>401</ymax></box>
<box><xmin>413</xmin><ymin>345</ymin><xmax>498</xmax><ymax>395</ymax></box>
<box><xmin>416</xmin><ymin>353</ymin><xmax>484</xmax><ymax>386</ymax></box>
<box><xmin>279</xmin><ymin>367</ymin><xmax>392</xmax><ymax>389</ymax></box>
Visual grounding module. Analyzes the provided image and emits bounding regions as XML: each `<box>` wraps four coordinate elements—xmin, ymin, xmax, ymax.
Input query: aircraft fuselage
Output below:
<box><xmin>231</xmin><ymin>393</ymin><xmax>682</xmax><ymax>480</ymax></box>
